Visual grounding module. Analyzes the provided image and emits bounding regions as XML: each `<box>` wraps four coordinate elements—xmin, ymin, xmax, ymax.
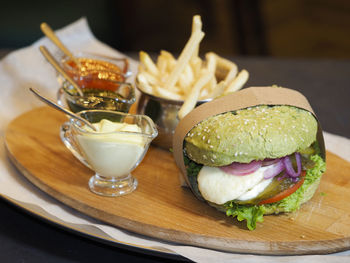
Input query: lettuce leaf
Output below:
<box><xmin>184</xmin><ymin>155</ymin><xmax>204</xmax><ymax>200</ymax></box>
<box><xmin>225</xmin><ymin>203</ymin><xmax>265</xmax><ymax>230</ymax></box>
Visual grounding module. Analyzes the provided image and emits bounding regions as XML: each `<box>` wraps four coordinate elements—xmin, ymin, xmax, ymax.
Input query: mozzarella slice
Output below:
<box><xmin>197</xmin><ymin>166</ymin><xmax>271</xmax><ymax>205</ymax></box>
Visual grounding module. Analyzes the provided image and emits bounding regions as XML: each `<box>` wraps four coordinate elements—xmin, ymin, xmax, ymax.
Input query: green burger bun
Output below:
<box><xmin>184</xmin><ymin>105</ymin><xmax>318</xmax><ymax>166</ymax></box>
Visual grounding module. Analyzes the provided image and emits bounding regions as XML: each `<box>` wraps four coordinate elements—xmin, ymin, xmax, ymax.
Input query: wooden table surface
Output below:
<box><xmin>1</xmin><ymin>50</ymin><xmax>349</xmax><ymax>262</ymax></box>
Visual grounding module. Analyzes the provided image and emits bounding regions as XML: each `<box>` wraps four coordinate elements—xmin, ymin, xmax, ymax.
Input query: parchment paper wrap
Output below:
<box><xmin>172</xmin><ymin>86</ymin><xmax>325</xmax><ymax>188</ymax></box>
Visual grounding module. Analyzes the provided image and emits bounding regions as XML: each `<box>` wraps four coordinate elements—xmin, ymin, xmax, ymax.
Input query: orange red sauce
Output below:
<box><xmin>64</xmin><ymin>58</ymin><xmax>126</xmax><ymax>92</ymax></box>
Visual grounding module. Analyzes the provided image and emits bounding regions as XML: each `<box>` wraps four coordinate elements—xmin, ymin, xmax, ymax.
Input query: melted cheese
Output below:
<box><xmin>197</xmin><ymin>165</ymin><xmax>272</xmax><ymax>205</ymax></box>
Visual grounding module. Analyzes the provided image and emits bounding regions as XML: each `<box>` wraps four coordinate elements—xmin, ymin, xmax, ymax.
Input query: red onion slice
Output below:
<box><xmin>263</xmin><ymin>160</ymin><xmax>285</xmax><ymax>179</ymax></box>
<box><xmin>283</xmin><ymin>153</ymin><xmax>301</xmax><ymax>178</ymax></box>
<box><xmin>262</xmin><ymin>158</ymin><xmax>281</xmax><ymax>166</ymax></box>
<box><xmin>220</xmin><ymin>160</ymin><xmax>262</xmax><ymax>176</ymax></box>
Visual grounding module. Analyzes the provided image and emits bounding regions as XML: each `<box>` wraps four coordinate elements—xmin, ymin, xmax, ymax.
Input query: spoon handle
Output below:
<box><xmin>40</xmin><ymin>22</ymin><xmax>80</xmax><ymax>66</ymax></box>
<box><xmin>39</xmin><ymin>45</ymin><xmax>84</xmax><ymax>96</ymax></box>
<box><xmin>29</xmin><ymin>87</ymin><xmax>97</xmax><ymax>131</ymax></box>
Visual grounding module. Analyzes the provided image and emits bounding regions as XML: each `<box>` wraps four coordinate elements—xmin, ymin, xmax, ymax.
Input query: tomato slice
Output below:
<box><xmin>258</xmin><ymin>171</ymin><xmax>306</xmax><ymax>205</ymax></box>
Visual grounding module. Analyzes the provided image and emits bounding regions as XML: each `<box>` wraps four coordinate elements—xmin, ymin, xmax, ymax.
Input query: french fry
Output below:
<box><xmin>160</xmin><ymin>72</ymin><xmax>170</xmax><ymax>84</ymax></box>
<box><xmin>156</xmin><ymin>55</ymin><xmax>168</xmax><ymax>74</ymax></box>
<box><xmin>198</xmin><ymin>75</ymin><xmax>216</xmax><ymax>100</ymax></box>
<box><xmin>199</xmin><ymin>88</ymin><xmax>209</xmax><ymax>100</ymax></box>
<box><xmin>212</xmin><ymin>53</ymin><xmax>238</xmax><ymax>82</ymax></box>
<box><xmin>190</xmin><ymin>56</ymin><xmax>202</xmax><ymax>78</ymax></box>
<box><xmin>169</xmin><ymin>85</ymin><xmax>183</xmax><ymax>95</ymax></box>
<box><xmin>183</xmin><ymin>64</ymin><xmax>194</xmax><ymax>83</ymax></box>
<box><xmin>205</xmin><ymin>75</ymin><xmax>217</xmax><ymax>93</ymax></box>
<box><xmin>138</xmin><ymin>70</ymin><xmax>159</xmax><ymax>86</ymax></box>
<box><xmin>160</xmin><ymin>50</ymin><xmax>176</xmax><ymax>61</ymax></box>
<box><xmin>224</xmin><ymin>69</ymin><xmax>249</xmax><ymax>94</ymax></box>
<box><xmin>164</xmin><ymin>30</ymin><xmax>204</xmax><ymax>90</ymax></box>
<box><xmin>178</xmin><ymin>71</ymin><xmax>212</xmax><ymax>119</ymax></box>
<box><xmin>179</xmin><ymin>64</ymin><xmax>194</xmax><ymax>93</ymax></box>
<box><xmin>207</xmin><ymin>80</ymin><xmax>226</xmax><ymax>99</ymax></box>
<box><xmin>191</xmin><ymin>15</ymin><xmax>202</xmax><ymax>59</ymax></box>
<box><xmin>224</xmin><ymin>66</ymin><xmax>238</xmax><ymax>83</ymax></box>
<box><xmin>136</xmin><ymin>74</ymin><xmax>154</xmax><ymax>94</ymax></box>
<box><xmin>159</xmin><ymin>50</ymin><xmax>177</xmax><ymax>73</ymax></box>
<box><xmin>139</xmin><ymin>51</ymin><xmax>159</xmax><ymax>76</ymax></box>
<box><xmin>179</xmin><ymin>74</ymin><xmax>192</xmax><ymax>94</ymax></box>
<box><xmin>155</xmin><ymin>86</ymin><xmax>184</xmax><ymax>101</ymax></box>
<box><xmin>205</xmin><ymin>52</ymin><xmax>217</xmax><ymax>74</ymax></box>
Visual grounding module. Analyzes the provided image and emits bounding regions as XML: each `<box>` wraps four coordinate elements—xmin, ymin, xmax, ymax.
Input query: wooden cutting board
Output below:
<box><xmin>4</xmin><ymin>106</ymin><xmax>350</xmax><ymax>255</ymax></box>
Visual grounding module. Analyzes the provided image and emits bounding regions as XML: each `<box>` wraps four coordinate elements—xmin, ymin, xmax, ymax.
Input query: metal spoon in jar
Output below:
<box><xmin>40</xmin><ymin>22</ymin><xmax>81</xmax><ymax>67</ymax></box>
<box><xmin>39</xmin><ymin>45</ymin><xmax>84</xmax><ymax>96</ymax></box>
<box><xmin>29</xmin><ymin>87</ymin><xmax>97</xmax><ymax>131</ymax></box>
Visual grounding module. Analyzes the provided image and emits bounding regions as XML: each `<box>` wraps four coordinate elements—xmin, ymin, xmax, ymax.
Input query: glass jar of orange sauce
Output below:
<box><xmin>61</xmin><ymin>52</ymin><xmax>131</xmax><ymax>92</ymax></box>
<box><xmin>57</xmin><ymin>53</ymin><xmax>135</xmax><ymax>113</ymax></box>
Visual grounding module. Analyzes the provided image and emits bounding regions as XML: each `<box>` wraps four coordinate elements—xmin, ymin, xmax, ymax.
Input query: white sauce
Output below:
<box><xmin>197</xmin><ymin>165</ymin><xmax>272</xmax><ymax>205</ymax></box>
<box><xmin>77</xmin><ymin>119</ymin><xmax>145</xmax><ymax>178</ymax></box>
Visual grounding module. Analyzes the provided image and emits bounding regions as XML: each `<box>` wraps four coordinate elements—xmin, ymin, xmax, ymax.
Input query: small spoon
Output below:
<box><xmin>29</xmin><ymin>87</ymin><xmax>97</xmax><ymax>131</ymax></box>
<box><xmin>39</xmin><ymin>45</ymin><xmax>84</xmax><ymax>96</ymax></box>
<box><xmin>40</xmin><ymin>22</ymin><xmax>81</xmax><ymax>67</ymax></box>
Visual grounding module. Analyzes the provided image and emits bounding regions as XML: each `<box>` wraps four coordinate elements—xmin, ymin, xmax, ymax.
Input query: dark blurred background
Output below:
<box><xmin>1</xmin><ymin>0</ymin><xmax>350</xmax><ymax>59</ymax></box>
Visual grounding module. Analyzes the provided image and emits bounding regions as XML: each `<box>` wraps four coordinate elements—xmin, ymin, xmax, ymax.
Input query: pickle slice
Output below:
<box><xmin>235</xmin><ymin>174</ymin><xmax>301</xmax><ymax>205</ymax></box>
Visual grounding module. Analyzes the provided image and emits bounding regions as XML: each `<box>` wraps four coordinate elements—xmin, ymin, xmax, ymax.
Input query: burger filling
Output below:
<box><xmin>184</xmin><ymin>143</ymin><xmax>326</xmax><ymax>230</ymax></box>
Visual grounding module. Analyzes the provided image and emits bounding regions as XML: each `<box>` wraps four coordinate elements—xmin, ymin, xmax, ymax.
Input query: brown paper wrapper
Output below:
<box><xmin>173</xmin><ymin>86</ymin><xmax>325</xmax><ymax>188</ymax></box>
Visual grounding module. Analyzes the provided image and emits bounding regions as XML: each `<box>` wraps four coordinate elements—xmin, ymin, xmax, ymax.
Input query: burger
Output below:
<box><xmin>182</xmin><ymin>105</ymin><xmax>326</xmax><ymax>230</ymax></box>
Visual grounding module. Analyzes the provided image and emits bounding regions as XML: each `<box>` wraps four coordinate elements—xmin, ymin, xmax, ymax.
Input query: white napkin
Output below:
<box><xmin>0</xmin><ymin>18</ymin><xmax>349</xmax><ymax>262</ymax></box>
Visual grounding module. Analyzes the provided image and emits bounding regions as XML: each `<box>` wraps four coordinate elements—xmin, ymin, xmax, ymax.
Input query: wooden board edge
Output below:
<box><xmin>4</xmin><ymin>141</ymin><xmax>350</xmax><ymax>255</ymax></box>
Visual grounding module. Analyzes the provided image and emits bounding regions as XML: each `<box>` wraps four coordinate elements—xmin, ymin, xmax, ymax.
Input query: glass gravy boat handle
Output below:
<box><xmin>60</xmin><ymin>122</ymin><xmax>92</xmax><ymax>169</ymax></box>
